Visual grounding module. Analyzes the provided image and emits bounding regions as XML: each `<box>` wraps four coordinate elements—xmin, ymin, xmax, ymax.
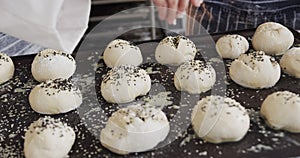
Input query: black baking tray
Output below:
<box><xmin>0</xmin><ymin>28</ymin><xmax>300</xmax><ymax>158</ymax></box>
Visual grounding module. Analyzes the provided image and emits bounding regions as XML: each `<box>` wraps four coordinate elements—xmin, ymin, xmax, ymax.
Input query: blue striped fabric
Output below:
<box><xmin>0</xmin><ymin>32</ymin><xmax>44</xmax><ymax>57</ymax></box>
<box><xmin>194</xmin><ymin>0</ymin><xmax>300</xmax><ymax>34</ymax></box>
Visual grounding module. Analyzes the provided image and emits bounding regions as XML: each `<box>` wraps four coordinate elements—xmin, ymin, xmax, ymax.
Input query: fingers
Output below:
<box><xmin>190</xmin><ymin>0</ymin><xmax>204</xmax><ymax>7</ymax></box>
<box><xmin>153</xmin><ymin>0</ymin><xmax>202</xmax><ymax>25</ymax></box>
<box><xmin>177</xmin><ymin>0</ymin><xmax>189</xmax><ymax>14</ymax></box>
<box><xmin>152</xmin><ymin>0</ymin><xmax>168</xmax><ymax>20</ymax></box>
<box><xmin>166</xmin><ymin>0</ymin><xmax>179</xmax><ymax>24</ymax></box>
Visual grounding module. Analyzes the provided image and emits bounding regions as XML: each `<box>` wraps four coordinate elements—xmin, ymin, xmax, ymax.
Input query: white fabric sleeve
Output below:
<box><xmin>0</xmin><ymin>0</ymin><xmax>91</xmax><ymax>53</ymax></box>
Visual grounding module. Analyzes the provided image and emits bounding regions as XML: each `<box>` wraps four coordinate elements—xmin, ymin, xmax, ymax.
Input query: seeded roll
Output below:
<box><xmin>31</xmin><ymin>49</ymin><xmax>76</xmax><ymax>82</ymax></box>
<box><xmin>216</xmin><ymin>34</ymin><xmax>249</xmax><ymax>59</ymax></box>
<box><xmin>155</xmin><ymin>35</ymin><xmax>197</xmax><ymax>66</ymax></box>
<box><xmin>229</xmin><ymin>51</ymin><xmax>281</xmax><ymax>89</ymax></box>
<box><xmin>24</xmin><ymin>117</ymin><xmax>75</xmax><ymax>158</ymax></box>
<box><xmin>174</xmin><ymin>60</ymin><xmax>216</xmax><ymax>94</ymax></box>
<box><xmin>261</xmin><ymin>91</ymin><xmax>300</xmax><ymax>133</ymax></box>
<box><xmin>191</xmin><ymin>95</ymin><xmax>250</xmax><ymax>143</ymax></box>
<box><xmin>103</xmin><ymin>39</ymin><xmax>143</xmax><ymax>68</ymax></box>
<box><xmin>101</xmin><ymin>65</ymin><xmax>151</xmax><ymax>103</ymax></box>
<box><xmin>29</xmin><ymin>78</ymin><xmax>82</xmax><ymax>114</ymax></box>
<box><xmin>0</xmin><ymin>52</ymin><xmax>14</xmax><ymax>84</ymax></box>
<box><xmin>100</xmin><ymin>105</ymin><xmax>170</xmax><ymax>155</ymax></box>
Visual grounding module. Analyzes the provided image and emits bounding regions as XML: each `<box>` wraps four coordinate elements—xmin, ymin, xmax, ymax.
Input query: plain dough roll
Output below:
<box><xmin>191</xmin><ymin>95</ymin><xmax>250</xmax><ymax>143</ymax></box>
<box><xmin>0</xmin><ymin>52</ymin><xmax>14</xmax><ymax>84</ymax></box>
<box><xmin>280</xmin><ymin>47</ymin><xmax>300</xmax><ymax>78</ymax></box>
<box><xmin>100</xmin><ymin>105</ymin><xmax>170</xmax><ymax>155</ymax></box>
<box><xmin>103</xmin><ymin>39</ymin><xmax>143</xmax><ymax>68</ymax></box>
<box><xmin>252</xmin><ymin>22</ymin><xmax>294</xmax><ymax>55</ymax></box>
<box><xmin>261</xmin><ymin>91</ymin><xmax>300</xmax><ymax>133</ymax></box>
<box><xmin>216</xmin><ymin>34</ymin><xmax>249</xmax><ymax>59</ymax></box>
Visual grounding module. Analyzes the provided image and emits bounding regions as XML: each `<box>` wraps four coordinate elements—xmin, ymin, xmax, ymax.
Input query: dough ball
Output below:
<box><xmin>155</xmin><ymin>35</ymin><xmax>197</xmax><ymax>66</ymax></box>
<box><xmin>29</xmin><ymin>78</ymin><xmax>82</xmax><ymax>114</ymax></box>
<box><xmin>24</xmin><ymin>116</ymin><xmax>75</xmax><ymax>158</ymax></box>
<box><xmin>101</xmin><ymin>65</ymin><xmax>151</xmax><ymax>103</ymax></box>
<box><xmin>229</xmin><ymin>51</ymin><xmax>281</xmax><ymax>89</ymax></box>
<box><xmin>0</xmin><ymin>52</ymin><xmax>14</xmax><ymax>84</ymax></box>
<box><xmin>252</xmin><ymin>22</ymin><xmax>294</xmax><ymax>55</ymax></box>
<box><xmin>280</xmin><ymin>47</ymin><xmax>300</xmax><ymax>78</ymax></box>
<box><xmin>31</xmin><ymin>49</ymin><xmax>76</xmax><ymax>82</ymax></box>
<box><xmin>100</xmin><ymin>105</ymin><xmax>169</xmax><ymax>155</ymax></box>
<box><xmin>216</xmin><ymin>34</ymin><xmax>249</xmax><ymax>59</ymax></box>
<box><xmin>103</xmin><ymin>39</ymin><xmax>143</xmax><ymax>68</ymax></box>
<box><xmin>191</xmin><ymin>95</ymin><xmax>250</xmax><ymax>143</ymax></box>
<box><xmin>174</xmin><ymin>60</ymin><xmax>216</xmax><ymax>94</ymax></box>
<box><xmin>261</xmin><ymin>91</ymin><xmax>300</xmax><ymax>133</ymax></box>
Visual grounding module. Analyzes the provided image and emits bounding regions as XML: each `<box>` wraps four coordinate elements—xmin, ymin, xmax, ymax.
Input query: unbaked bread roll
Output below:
<box><xmin>252</xmin><ymin>22</ymin><xmax>294</xmax><ymax>55</ymax></box>
<box><xmin>29</xmin><ymin>78</ymin><xmax>82</xmax><ymax>114</ymax></box>
<box><xmin>229</xmin><ymin>51</ymin><xmax>281</xmax><ymax>89</ymax></box>
<box><xmin>280</xmin><ymin>47</ymin><xmax>300</xmax><ymax>78</ymax></box>
<box><xmin>191</xmin><ymin>95</ymin><xmax>250</xmax><ymax>143</ymax></box>
<box><xmin>103</xmin><ymin>39</ymin><xmax>143</xmax><ymax>68</ymax></box>
<box><xmin>216</xmin><ymin>34</ymin><xmax>249</xmax><ymax>59</ymax></box>
<box><xmin>155</xmin><ymin>35</ymin><xmax>197</xmax><ymax>66</ymax></box>
<box><xmin>31</xmin><ymin>49</ymin><xmax>76</xmax><ymax>82</ymax></box>
<box><xmin>261</xmin><ymin>91</ymin><xmax>300</xmax><ymax>133</ymax></box>
<box><xmin>0</xmin><ymin>52</ymin><xmax>14</xmax><ymax>84</ymax></box>
<box><xmin>101</xmin><ymin>65</ymin><xmax>151</xmax><ymax>103</ymax></box>
<box><xmin>100</xmin><ymin>105</ymin><xmax>169</xmax><ymax>155</ymax></box>
<box><xmin>174</xmin><ymin>60</ymin><xmax>216</xmax><ymax>94</ymax></box>
<box><xmin>24</xmin><ymin>116</ymin><xmax>75</xmax><ymax>158</ymax></box>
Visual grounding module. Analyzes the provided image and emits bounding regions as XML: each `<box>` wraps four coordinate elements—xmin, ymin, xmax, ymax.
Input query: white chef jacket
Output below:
<box><xmin>0</xmin><ymin>0</ymin><xmax>91</xmax><ymax>54</ymax></box>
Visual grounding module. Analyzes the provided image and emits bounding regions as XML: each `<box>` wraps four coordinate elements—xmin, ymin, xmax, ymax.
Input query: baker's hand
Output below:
<box><xmin>152</xmin><ymin>0</ymin><xmax>203</xmax><ymax>24</ymax></box>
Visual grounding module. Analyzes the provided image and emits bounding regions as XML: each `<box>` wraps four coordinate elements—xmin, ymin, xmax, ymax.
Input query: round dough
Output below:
<box><xmin>103</xmin><ymin>39</ymin><xmax>143</xmax><ymax>68</ymax></box>
<box><xmin>31</xmin><ymin>49</ymin><xmax>76</xmax><ymax>82</ymax></box>
<box><xmin>155</xmin><ymin>35</ymin><xmax>197</xmax><ymax>66</ymax></box>
<box><xmin>280</xmin><ymin>47</ymin><xmax>300</xmax><ymax>78</ymax></box>
<box><xmin>0</xmin><ymin>52</ymin><xmax>14</xmax><ymax>84</ymax></box>
<box><xmin>100</xmin><ymin>105</ymin><xmax>170</xmax><ymax>155</ymax></box>
<box><xmin>216</xmin><ymin>34</ymin><xmax>249</xmax><ymax>59</ymax></box>
<box><xmin>29</xmin><ymin>78</ymin><xmax>82</xmax><ymax>114</ymax></box>
<box><xmin>101</xmin><ymin>65</ymin><xmax>151</xmax><ymax>103</ymax></box>
<box><xmin>252</xmin><ymin>22</ymin><xmax>294</xmax><ymax>55</ymax></box>
<box><xmin>174</xmin><ymin>60</ymin><xmax>216</xmax><ymax>94</ymax></box>
<box><xmin>24</xmin><ymin>116</ymin><xmax>75</xmax><ymax>158</ymax></box>
<box><xmin>261</xmin><ymin>91</ymin><xmax>300</xmax><ymax>133</ymax></box>
<box><xmin>191</xmin><ymin>95</ymin><xmax>250</xmax><ymax>143</ymax></box>
<box><xmin>229</xmin><ymin>51</ymin><xmax>281</xmax><ymax>89</ymax></box>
